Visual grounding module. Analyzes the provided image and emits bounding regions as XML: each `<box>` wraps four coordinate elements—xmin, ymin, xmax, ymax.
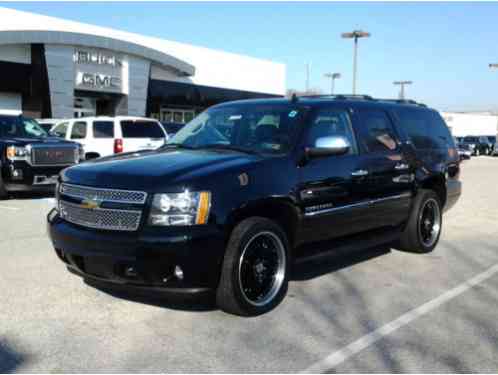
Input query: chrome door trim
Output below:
<box><xmin>304</xmin><ymin>192</ymin><xmax>412</xmax><ymax>217</ymax></box>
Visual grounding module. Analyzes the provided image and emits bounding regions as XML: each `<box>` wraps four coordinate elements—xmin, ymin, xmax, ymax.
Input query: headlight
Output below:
<box><xmin>149</xmin><ymin>191</ymin><xmax>211</xmax><ymax>226</ymax></box>
<box><xmin>6</xmin><ymin>145</ymin><xmax>30</xmax><ymax>160</ymax></box>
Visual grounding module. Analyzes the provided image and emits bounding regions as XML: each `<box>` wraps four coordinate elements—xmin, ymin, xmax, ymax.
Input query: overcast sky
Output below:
<box><xmin>4</xmin><ymin>2</ymin><xmax>498</xmax><ymax>112</ymax></box>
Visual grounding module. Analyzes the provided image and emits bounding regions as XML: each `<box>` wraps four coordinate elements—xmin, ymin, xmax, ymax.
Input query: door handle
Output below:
<box><xmin>351</xmin><ymin>169</ymin><xmax>369</xmax><ymax>177</ymax></box>
<box><xmin>394</xmin><ymin>163</ymin><xmax>409</xmax><ymax>170</ymax></box>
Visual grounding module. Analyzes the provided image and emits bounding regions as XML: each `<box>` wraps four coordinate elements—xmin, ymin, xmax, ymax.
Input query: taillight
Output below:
<box><xmin>114</xmin><ymin>138</ymin><xmax>123</xmax><ymax>154</ymax></box>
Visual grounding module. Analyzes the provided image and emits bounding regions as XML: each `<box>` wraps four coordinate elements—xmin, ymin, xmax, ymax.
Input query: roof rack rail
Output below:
<box><xmin>297</xmin><ymin>94</ymin><xmax>375</xmax><ymax>101</ymax></box>
<box><xmin>378</xmin><ymin>98</ymin><xmax>428</xmax><ymax>107</ymax></box>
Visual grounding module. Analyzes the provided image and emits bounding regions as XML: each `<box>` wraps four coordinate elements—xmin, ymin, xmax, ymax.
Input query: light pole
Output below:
<box><xmin>393</xmin><ymin>80</ymin><xmax>413</xmax><ymax>99</ymax></box>
<box><xmin>305</xmin><ymin>62</ymin><xmax>312</xmax><ymax>92</ymax></box>
<box><xmin>324</xmin><ymin>72</ymin><xmax>341</xmax><ymax>95</ymax></box>
<box><xmin>341</xmin><ymin>30</ymin><xmax>370</xmax><ymax>94</ymax></box>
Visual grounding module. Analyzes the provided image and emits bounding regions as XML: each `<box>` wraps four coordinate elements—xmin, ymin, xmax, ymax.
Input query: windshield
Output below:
<box><xmin>0</xmin><ymin>116</ymin><xmax>49</xmax><ymax>138</ymax></box>
<box><xmin>463</xmin><ymin>136</ymin><xmax>478</xmax><ymax>142</ymax></box>
<box><xmin>167</xmin><ymin>104</ymin><xmax>306</xmax><ymax>154</ymax></box>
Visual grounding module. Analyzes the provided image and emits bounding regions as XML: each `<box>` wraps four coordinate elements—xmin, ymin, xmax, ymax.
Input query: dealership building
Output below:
<box><xmin>0</xmin><ymin>7</ymin><xmax>285</xmax><ymax>123</ymax></box>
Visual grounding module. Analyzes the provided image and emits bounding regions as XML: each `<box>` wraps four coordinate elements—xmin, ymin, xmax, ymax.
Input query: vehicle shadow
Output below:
<box><xmin>0</xmin><ymin>338</ymin><xmax>29</xmax><ymax>373</ymax></box>
<box><xmin>291</xmin><ymin>245</ymin><xmax>391</xmax><ymax>281</ymax></box>
<box><xmin>6</xmin><ymin>191</ymin><xmax>54</xmax><ymax>200</ymax></box>
<box><xmin>84</xmin><ymin>278</ymin><xmax>217</xmax><ymax>312</ymax></box>
<box><xmin>85</xmin><ymin>245</ymin><xmax>392</xmax><ymax>313</ymax></box>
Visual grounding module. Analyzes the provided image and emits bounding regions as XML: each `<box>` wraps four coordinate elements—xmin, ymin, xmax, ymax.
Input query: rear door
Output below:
<box><xmin>353</xmin><ymin>108</ymin><xmax>413</xmax><ymax>228</ymax></box>
<box><xmin>120</xmin><ymin>119</ymin><xmax>166</xmax><ymax>152</ymax></box>
<box><xmin>91</xmin><ymin>120</ymin><xmax>115</xmax><ymax>157</ymax></box>
<box><xmin>69</xmin><ymin>120</ymin><xmax>87</xmax><ymax>146</ymax></box>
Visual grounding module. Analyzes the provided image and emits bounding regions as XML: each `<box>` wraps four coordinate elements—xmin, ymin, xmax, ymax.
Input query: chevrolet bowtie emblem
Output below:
<box><xmin>80</xmin><ymin>198</ymin><xmax>100</xmax><ymax>209</ymax></box>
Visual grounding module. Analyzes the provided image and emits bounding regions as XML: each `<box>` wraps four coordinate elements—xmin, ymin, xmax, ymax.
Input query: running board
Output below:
<box><xmin>294</xmin><ymin>229</ymin><xmax>401</xmax><ymax>265</ymax></box>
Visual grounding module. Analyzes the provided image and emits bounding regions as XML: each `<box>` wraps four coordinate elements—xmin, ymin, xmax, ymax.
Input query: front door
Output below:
<box><xmin>297</xmin><ymin>107</ymin><xmax>372</xmax><ymax>244</ymax></box>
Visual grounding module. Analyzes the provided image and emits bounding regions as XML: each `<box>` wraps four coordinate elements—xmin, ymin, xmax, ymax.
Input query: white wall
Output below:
<box><xmin>0</xmin><ymin>44</ymin><xmax>30</xmax><ymax>64</ymax></box>
<box><xmin>441</xmin><ymin>112</ymin><xmax>498</xmax><ymax>137</ymax></box>
<box><xmin>0</xmin><ymin>92</ymin><xmax>22</xmax><ymax>111</ymax></box>
<box><xmin>0</xmin><ymin>8</ymin><xmax>285</xmax><ymax>96</ymax></box>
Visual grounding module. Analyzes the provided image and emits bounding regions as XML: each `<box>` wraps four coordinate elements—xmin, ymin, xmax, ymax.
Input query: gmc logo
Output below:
<box><xmin>76</xmin><ymin>72</ymin><xmax>121</xmax><ymax>89</ymax></box>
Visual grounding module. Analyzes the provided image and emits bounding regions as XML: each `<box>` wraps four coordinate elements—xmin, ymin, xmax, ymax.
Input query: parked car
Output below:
<box><xmin>0</xmin><ymin>111</ymin><xmax>83</xmax><ymax>199</ymax></box>
<box><xmin>36</xmin><ymin>118</ymin><xmax>65</xmax><ymax>134</ymax></box>
<box><xmin>485</xmin><ymin>135</ymin><xmax>497</xmax><ymax>155</ymax></box>
<box><xmin>161</xmin><ymin>122</ymin><xmax>185</xmax><ymax>138</ymax></box>
<box><xmin>51</xmin><ymin>116</ymin><xmax>168</xmax><ymax>160</ymax></box>
<box><xmin>47</xmin><ymin>96</ymin><xmax>461</xmax><ymax>316</ymax></box>
<box><xmin>457</xmin><ymin>143</ymin><xmax>472</xmax><ymax>160</ymax></box>
<box><xmin>461</xmin><ymin>135</ymin><xmax>491</xmax><ymax>156</ymax></box>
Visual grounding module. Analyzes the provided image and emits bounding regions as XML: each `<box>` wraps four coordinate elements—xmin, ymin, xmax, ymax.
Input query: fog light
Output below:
<box><xmin>174</xmin><ymin>265</ymin><xmax>184</xmax><ymax>280</ymax></box>
<box><xmin>11</xmin><ymin>169</ymin><xmax>23</xmax><ymax>180</ymax></box>
<box><xmin>124</xmin><ymin>266</ymin><xmax>137</xmax><ymax>278</ymax></box>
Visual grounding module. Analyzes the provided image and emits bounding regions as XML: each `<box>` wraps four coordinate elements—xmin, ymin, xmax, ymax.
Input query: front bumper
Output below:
<box><xmin>2</xmin><ymin>161</ymin><xmax>66</xmax><ymax>193</ymax></box>
<box><xmin>47</xmin><ymin>209</ymin><xmax>226</xmax><ymax>293</ymax></box>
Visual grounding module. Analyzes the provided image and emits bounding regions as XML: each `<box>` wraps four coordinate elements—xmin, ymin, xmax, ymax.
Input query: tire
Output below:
<box><xmin>216</xmin><ymin>217</ymin><xmax>290</xmax><ymax>316</ymax></box>
<box><xmin>0</xmin><ymin>173</ymin><xmax>8</xmax><ymax>200</ymax></box>
<box><xmin>397</xmin><ymin>189</ymin><xmax>442</xmax><ymax>253</ymax></box>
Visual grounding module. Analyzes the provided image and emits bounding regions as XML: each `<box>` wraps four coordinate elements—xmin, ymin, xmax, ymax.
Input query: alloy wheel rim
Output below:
<box><xmin>238</xmin><ymin>231</ymin><xmax>286</xmax><ymax>307</ymax></box>
<box><xmin>418</xmin><ymin>198</ymin><xmax>441</xmax><ymax>247</ymax></box>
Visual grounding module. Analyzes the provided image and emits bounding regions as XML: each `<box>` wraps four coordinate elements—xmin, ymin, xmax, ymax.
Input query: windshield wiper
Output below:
<box><xmin>196</xmin><ymin>144</ymin><xmax>260</xmax><ymax>155</ymax></box>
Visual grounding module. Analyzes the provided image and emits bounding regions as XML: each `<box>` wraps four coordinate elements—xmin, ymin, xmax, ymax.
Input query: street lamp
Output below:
<box><xmin>393</xmin><ymin>81</ymin><xmax>413</xmax><ymax>99</ymax></box>
<box><xmin>341</xmin><ymin>30</ymin><xmax>370</xmax><ymax>94</ymax></box>
<box><xmin>324</xmin><ymin>72</ymin><xmax>341</xmax><ymax>95</ymax></box>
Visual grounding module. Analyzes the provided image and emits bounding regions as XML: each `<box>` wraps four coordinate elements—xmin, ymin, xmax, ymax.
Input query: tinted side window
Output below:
<box><xmin>307</xmin><ymin>109</ymin><xmax>357</xmax><ymax>154</ymax></box>
<box><xmin>396</xmin><ymin>108</ymin><xmax>452</xmax><ymax>149</ymax></box>
<box><xmin>121</xmin><ymin>121</ymin><xmax>165</xmax><ymax>138</ymax></box>
<box><xmin>93</xmin><ymin>121</ymin><xmax>114</xmax><ymax>138</ymax></box>
<box><xmin>428</xmin><ymin>111</ymin><xmax>455</xmax><ymax>148</ymax></box>
<box><xmin>357</xmin><ymin>110</ymin><xmax>397</xmax><ymax>153</ymax></box>
<box><xmin>71</xmin><ymin>121</ymin><xmax>87</xmax><ymax>139</ymax></box>
<box><xmin>52</xmin><ymin>122</ymin><xmax>69</xmax><ymax>138</ymax></box>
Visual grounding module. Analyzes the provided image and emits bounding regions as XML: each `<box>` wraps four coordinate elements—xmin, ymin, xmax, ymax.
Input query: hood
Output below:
<box><xmin>2</xmin><ymin>136</ymin><xmax>78</xmax><ymax>146</ymax></box>
<box><xmin>62</xmin><ymin>148</ymin><xmax>262</xmax><ymax>191</ymax></box>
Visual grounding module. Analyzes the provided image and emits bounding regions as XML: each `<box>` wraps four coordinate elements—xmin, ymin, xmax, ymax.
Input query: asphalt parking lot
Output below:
<box><xmin>1</xmin><ymin>157</ymin><xmax>497</xmax><ymax>373</ymax></box>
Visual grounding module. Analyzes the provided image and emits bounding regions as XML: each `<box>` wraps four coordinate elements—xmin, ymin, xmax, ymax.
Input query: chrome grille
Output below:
<box><xmin>31</xmin><ymin>146</ymin><xmax>77</xmax><ymax>166</ymax></box>
<box><xmin>59</xmin><ymin>201</ymin><xmax>142</xmax><ymax>231</ymax></box>
<box><xmin>60</xmin><ymin>183</ymin><xmax>147</xmax><ymax>204</ymax></box>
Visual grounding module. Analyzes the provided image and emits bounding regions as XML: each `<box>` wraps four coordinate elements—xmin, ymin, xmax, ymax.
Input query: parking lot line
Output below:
<box><xmin>302</xmin><ymin>262</ymin><xmax>498</xmax><ymax>373</ymax></box>
<box><xmin>0</xmin><ymin>204</ymin><xmax>20</xmax><ymax>211</ymax></box>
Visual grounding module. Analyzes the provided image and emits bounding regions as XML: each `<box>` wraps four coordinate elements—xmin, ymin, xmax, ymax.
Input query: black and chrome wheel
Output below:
<box><xmin>397</xmin><ymin>189</ymin><xmax>442</xmax><ymax>253</ymax></box>
<box><xmin>418</xmin><ymin>198</ymin><xmax>441</xmax><ymax>248</ymax></box>
<box><xmin>217</xmin><ymin>217</ymin><xmax>290</xmax><ymax>316</ymax></box>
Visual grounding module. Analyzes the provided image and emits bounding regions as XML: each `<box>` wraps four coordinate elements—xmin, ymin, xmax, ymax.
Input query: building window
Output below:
<box><xmin>160</xmin><ymin>108</ymin><xmax>196</xmax><ymax>124</ymax></box>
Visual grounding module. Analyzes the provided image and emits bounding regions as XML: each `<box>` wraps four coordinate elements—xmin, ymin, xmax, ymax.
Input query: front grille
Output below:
<box><xmin>59</xmin><ymin>201</ymin><xmax>142</xmax><ymax>231</ymax></box>
<box><xmin>60</xmin><ymin>183</ymin><xmax>147</xmax><ymax>204</ymax></box>
<box><xmin>31</xmin><ymin>146</ymin><xmax>77</xmax><ymax>166</ymax></box>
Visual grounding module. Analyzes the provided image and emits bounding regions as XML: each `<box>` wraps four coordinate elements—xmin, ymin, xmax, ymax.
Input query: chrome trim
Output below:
<box><xmin>60</xmin><ymin>183</ymin><xmax>147</xmax><ymax>204</ymax></box>
<box><xmin>30</xmin><ymin>144</ymin><xmax>79</xmax><ymax>166</ymax></box>
<box><xmin>304</xmin><ymin>200</ymin><xmax>371</xmax><ymax>217</ymax></box>
<box><xmin>304</xmin><ymin>192</ymin><xmax>412</xmax><ymax>217</ymax></box>
<box><xmin>351</xmin><ymin>169</ymin><xmax>369</xmax><ymax>177</ymax></box>
<box><xmin>59</xmin><ymin>200</ymin><xmax>142</xmax><ymax>231</ymax></box>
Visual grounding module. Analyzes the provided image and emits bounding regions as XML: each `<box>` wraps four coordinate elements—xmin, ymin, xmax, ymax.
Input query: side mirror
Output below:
<box><xmin>306</xmin><ymin>136</ymin><xmax>351</xmax><ymax>158</ymax></box>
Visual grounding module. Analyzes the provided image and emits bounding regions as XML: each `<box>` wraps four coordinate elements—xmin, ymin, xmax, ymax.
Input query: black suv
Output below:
<box><xmin>47</xmin><ymin>96</ymin><xmax>461</xmax><ymax>316</ymax></box>
<box><xmin>0</xmin><ymin>113</ymin><xmax>83</xmax><ymax>199</ymax></box>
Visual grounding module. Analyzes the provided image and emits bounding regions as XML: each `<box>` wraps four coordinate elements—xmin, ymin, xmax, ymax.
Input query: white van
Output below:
<box><xmin>51</xmin><ymin>116</ymin><xmax>168</xmax><ymax>159</ymax></box>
